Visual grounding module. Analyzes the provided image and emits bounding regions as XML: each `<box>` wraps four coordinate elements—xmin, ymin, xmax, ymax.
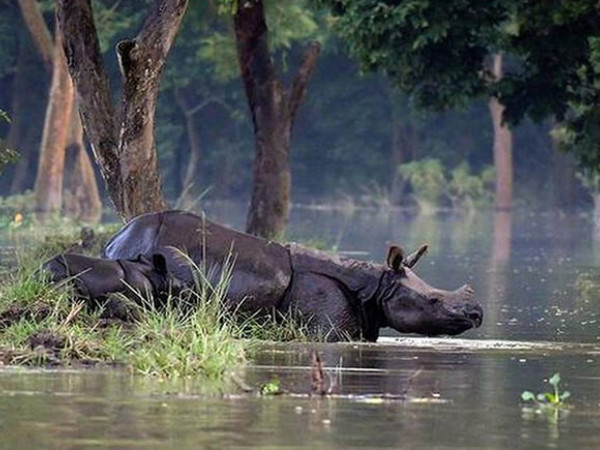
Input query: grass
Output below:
<box><xmin>0</xmin><ymin>239</ymin><xmax>245</xmax><ymax>378</ymax></box>
<box><xmin>0</xmin><ymin>218</ymin><xmax>331</xmax><ymax>378</ymax></box>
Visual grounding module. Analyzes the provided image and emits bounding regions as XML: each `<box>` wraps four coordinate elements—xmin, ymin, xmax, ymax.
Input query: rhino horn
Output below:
<box><xmin>403</xmin><ymin>244</ymin><xmax>428</xmax><ymax>269</ymax></box>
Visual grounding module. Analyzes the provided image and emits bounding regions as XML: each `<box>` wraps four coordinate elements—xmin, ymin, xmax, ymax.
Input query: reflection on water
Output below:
<box><xmin>0</xmin><ymin>343</ymin><xmax>599</xmax><ymax>449</ymax></box>
<box><xmin>2</xmin><ymin>205</ymin><xmax>600</xmax><ymax>448</ymax></box>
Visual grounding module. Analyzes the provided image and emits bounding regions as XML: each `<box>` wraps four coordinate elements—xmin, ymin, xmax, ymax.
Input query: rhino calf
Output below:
<box><xmin>103</xmin><ymin>210</ymin><xmax>483</xmax><ymax>342</ymax></box>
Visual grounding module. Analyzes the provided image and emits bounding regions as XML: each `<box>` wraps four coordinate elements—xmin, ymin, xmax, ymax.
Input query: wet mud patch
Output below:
<box><xmin>0</xmin><ymin>304</ymin><xmax>51</xmax><ymax>330</ymax></box>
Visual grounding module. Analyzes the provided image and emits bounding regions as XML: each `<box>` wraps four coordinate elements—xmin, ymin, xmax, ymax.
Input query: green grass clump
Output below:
<box><xmin>0</xmin><ymin>247</ymin><xmax>245</xmax><ymax>378</ymax></box>
<box><xmin>129</xmin><ymin>298</ymin><xmax>244</xmax><ymax>378</ymax></box>
<box><xmin>234</xmin><ymin>310</ymin><xmax>312</xmax><ymax>343</ymax></box>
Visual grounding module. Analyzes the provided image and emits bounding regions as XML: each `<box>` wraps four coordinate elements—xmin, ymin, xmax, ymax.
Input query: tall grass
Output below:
<box><xmin>0</xmin><ymin>246</ymin><xmax>245</xmax><ymax>378</ymax></box>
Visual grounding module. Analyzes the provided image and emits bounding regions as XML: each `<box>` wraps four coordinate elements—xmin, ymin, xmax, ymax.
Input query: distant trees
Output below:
<box><xmin>2</xmin><ymin>0</ymin><xmax>594</xmax><ymax>225</ymax></box>
<box><xmin>314</xmin><ymin>0</ymin><xmax>600</xmax><ymax>207</ymax></box>
<box><xmin>19</xmin><ymin>0</ymin><xmax>101</xmax><ymax>221</ymax></box>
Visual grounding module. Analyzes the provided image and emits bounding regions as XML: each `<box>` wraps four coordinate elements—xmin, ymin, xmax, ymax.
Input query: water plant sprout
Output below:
<box><xmin>521</xmin><ymin>373</ymin><xmax>571</xmax><ymax>409</ymax></box>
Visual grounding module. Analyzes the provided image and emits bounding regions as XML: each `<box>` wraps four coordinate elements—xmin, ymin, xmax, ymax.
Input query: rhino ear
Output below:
<box><xmin>386</xmin><ymin>246</ymin><xmax>404</xmax><ymax>271</ymax></box>
<box><xmin>152</xmin><ymin>254</ymin><xmax>168</xmax><ymax>273</ymax></box>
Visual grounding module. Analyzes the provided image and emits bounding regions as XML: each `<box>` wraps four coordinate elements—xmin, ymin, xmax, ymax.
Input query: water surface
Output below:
<box><xmin>1</xmin><ymin>207</ymin><xmax>600</xmax><ymax>448</ymax></box>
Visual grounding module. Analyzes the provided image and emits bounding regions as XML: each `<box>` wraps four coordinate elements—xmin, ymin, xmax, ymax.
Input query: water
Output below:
<box><xmin>1</xmin><ymin>206</ymin><xmax>600</xmax><ymax>448</ymax></box>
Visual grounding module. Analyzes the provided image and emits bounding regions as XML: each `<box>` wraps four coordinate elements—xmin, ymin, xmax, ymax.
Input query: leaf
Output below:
<box><xmin>560</xmin><ymin>391</ymin><xmax>571</xmax><ymax>401</ymax></box>
<box><xmin>537</xmin><ymin>393</ymin><xmax>547</xmax><ymax>402</ymax></box>
<box><xmin>260</xmin><ymin>380</ymin><xmax>281</xmax><ymax>396</ymax></box>
<box><xmin>549</xmin><ymin>373</ymin><xmax>561</xmax><ymax>387</ymax></box>
<box><xmin>521</xmin><ymin>391</ymin><xmax>535</xmax><ymax>402</ymax></box>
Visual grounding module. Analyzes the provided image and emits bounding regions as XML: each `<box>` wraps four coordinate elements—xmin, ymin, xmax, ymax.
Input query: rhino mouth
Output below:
<box><xmin>435</xmin><ymin>305</ymin><xmax>483</xmax><ymax>335</ymax></box>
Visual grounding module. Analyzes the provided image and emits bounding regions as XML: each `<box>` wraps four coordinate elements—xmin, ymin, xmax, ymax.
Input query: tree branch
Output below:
<box><xmin>116</xmin><ymin>0</ymin><xmax>189</xmax><ymax>217</ymax></box>
<box><xmin>287</xmin><ymin>41</ymin><xmax>321</xmax><ymax>121</ymax></box>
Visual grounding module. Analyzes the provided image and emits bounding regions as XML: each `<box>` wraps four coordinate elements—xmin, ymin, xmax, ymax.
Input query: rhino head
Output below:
<box><xmin>378</xmin><ymin>245</ymin><xmax>483</xmax><ymax>336</ymax></box>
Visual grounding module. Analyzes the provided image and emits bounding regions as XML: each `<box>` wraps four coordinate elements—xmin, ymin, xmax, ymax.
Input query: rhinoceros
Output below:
<box><xmin>102</xmin><ymin>210</ymin><xmax>483</xmax><ymax>341</ymax></box>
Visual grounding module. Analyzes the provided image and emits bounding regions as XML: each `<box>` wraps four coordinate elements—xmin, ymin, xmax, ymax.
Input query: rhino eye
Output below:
<box><xmin>428</xmin><ymin>297</ymin><xmax>440</xmax><ymax>305</ymax></box>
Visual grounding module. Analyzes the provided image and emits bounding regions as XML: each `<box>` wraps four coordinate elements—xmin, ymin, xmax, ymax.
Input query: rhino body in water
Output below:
<box><xmin>101</xmin><ymin>210</ymin><xmax>483</xmax><ymax>341</ymax></box>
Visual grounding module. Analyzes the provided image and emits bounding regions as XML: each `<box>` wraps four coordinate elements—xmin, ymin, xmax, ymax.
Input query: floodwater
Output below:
<box><xmin>2</xmin><ymin>206</ymin><xmax>600</xmax><ymax>448</ymax></box>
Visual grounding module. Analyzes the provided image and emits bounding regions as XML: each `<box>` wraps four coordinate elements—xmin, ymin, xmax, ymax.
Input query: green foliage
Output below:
<box><xmin>314</xmin><ymin>0</ymin><xmax>509</xmax><ymax>110</ymax></box>
<box><xmin>399</xmin><ymin>159</ymin><xmax>494</xmax><ymax>210</ymax></box>
<box><xmin>521</xmin><ymin>373</ymin><xmax>571</xmax><ymax>409</ymax></box>
<box><xmin>0</xmin><ymin>109</ymin><xmax>18</xmax><ymax>174</ymax></box>
<box><xmin>315</xmin><ymin>0</ymin><xmax>600</xmax><ymax>175</ymax></box>
<box><xmin>448</xmin><ymin>163</ymin><xmax>495</xmax><ymax>209</ymax></box>
<box><xmin>399</xmin><ymin>159</ymin><xmax>446</xmax><ymax>205</ymax></box>
<box><xmin>201</xmin><ymin>0</ymin><xmax>321</xmax><ymax>81</ymax></box>
<box><xmin>235</xmin><ymin>309</ymin><xmax>312</xmax><ymax>342</ymax></box>
<box><xmin>576</xmin><ymin>169</ymin><xmax>600</xmax><ymax>194</ymax></box>
<box><xmin>91</xmin><ymin>0</ymin><xmax>148</xmax><ymax>53</ymax></box>
<box><xmin>260</xmin><ymin>379</ymin><xmax>283</xmax><ymax>395</ymax></box>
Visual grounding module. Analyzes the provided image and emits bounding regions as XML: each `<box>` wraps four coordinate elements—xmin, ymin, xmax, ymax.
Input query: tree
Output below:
<box><xmin>56</xmin><ymin>0</ymin><xmax>189</xmax><ymax>220</ymax></box>
<box><xmin>488</xmin><ymin>54</ymin><xmax>513</xmax><ymax>210</ymax></box>
<box><xmin>33</xmin><ymin>30</ymin><xmax>74</xmax><ymax>215</ymax></box>
<box><xmin>17</xmin><ymin>0</ymin><xmax>101</xmax><ymax>221</ymax></box>
<box><xmin>314</xmin><ymin>0</ymin><xmax>600</xmax><ymax>182</ymax></box>
<box><xmin>233</xmin><ymin>0</ymin><xmax>320</xmax><ymax>238</ymax></box>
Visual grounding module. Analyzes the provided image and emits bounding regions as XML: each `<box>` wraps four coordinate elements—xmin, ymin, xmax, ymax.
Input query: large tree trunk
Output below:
<box><xmin>488</xmin><ymin>54</ymin><xmax>513</xmax><ymax>211</ymax></box>
<box><xmin>57</xmin><ymin>0</ymin><xmax>188</xmax><ymax>221</ymax></box>
<box><xmin>234</xmin><ymin>0</ymin><xmax>320</xmax><ymax>238</ymax></box>
<box><xmin>33</xmin><ymin>31</ymin><xmax>74</xmax><ymax>215</ymax></box>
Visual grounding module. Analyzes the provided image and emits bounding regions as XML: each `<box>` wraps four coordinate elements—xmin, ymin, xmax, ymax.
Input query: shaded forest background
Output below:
<box><xmin>0</xmin><ymin>0</ymin><xmax>592</xmax><ymax>222</ymax></box>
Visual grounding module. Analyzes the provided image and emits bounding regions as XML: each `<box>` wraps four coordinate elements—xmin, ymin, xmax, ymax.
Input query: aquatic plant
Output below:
<box><xmin>521</xmin><ymin>373</ymin><xmax>571</xmax><ymax>409</ymax></box>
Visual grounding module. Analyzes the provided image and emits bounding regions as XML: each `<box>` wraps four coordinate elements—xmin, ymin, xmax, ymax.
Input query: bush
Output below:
<box><xmin>398</xmin><ymin>158</ymin><xmax>494</xmax><ymax>211</ymax></box>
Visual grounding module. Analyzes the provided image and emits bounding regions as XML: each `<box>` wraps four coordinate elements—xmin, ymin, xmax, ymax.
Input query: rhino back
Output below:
<box><xmin>287</xmin><ymin>244</ymin><xmax>382</xmax><ymax>300</ymax></box>
<box><xmin>103</xmin><ymin>210</ymin><xmax>292</xmax><ymax>309</ymax></box>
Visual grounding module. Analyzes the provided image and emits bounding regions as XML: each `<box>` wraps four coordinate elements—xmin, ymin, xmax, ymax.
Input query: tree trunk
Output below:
<box><xmin>234</xmin><ymin>0</ymin><xmax>320</xmax><ymax>238</ymax></box>
<box><xmin>390</xmin><ymin>95</ymin><xmax>415</xmax><ymax>205</ymax></box>
<box><xmin>57</xmin><ymin>0</ymin><xmax>188</xmax><ymax>220</ymax></box>
<box><xmin>7</xmin><ymin>38</ymin><xmax>30</xmax><ymax>194</ymax></box>
<box><xmin>33</xmin><ymin>31</ymin><xmax>74</xmax><ymax>215</ymax></box>
<box><xmin>488</xmin><ymin>54</ymin><xmax>513</xmax><ymax>211</ymax></box>
<box><xmin>550</xmin><ymin>122</ymin><xmax>577</xmax><ymax>208</ymax></box>
<box><xmin>17</xmin><ymin>0</ymin><xmax>53</xmax><ymax>73</ymax></box>
<box><xmin>594</xmin><ymin>194</ymin><xmax>600</xmax><ymax>241</ymax></box>
<box><xmin>63</xmin><ymin>102</ymin><xmax>102</xmax><ymax>223</ymax></box>
<box><xmin>175</xmin><ymin>90</ymin><xmax>203</xmax><ymax>202</ymax></box>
